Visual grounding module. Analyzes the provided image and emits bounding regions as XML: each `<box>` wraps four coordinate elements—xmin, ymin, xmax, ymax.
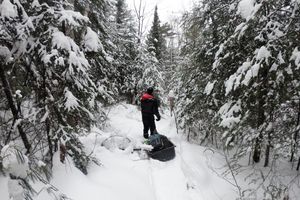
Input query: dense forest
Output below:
<box><xmin>0</xmin><ymin>0</ymin><xmax>300</xmax><ymax>199</ymax></box>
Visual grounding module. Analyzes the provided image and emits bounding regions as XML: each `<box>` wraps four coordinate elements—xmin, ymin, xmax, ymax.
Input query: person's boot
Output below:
<box><xmin>143</xmin><ymin>133</ymin><xmax>149</xmax><ymax>139</ymax></box>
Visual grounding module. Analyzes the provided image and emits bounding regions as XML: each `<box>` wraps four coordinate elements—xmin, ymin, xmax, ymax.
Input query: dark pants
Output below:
<box><xmin>142</xmin><ymin>113</ymin><xmax>156</xmax><ymax>138</ymax></box>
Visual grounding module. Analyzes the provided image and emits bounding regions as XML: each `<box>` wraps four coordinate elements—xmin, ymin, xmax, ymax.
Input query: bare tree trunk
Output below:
<box><xmin>290</xmin><ymin>98</ymin><xmax>300</xmax><ymax>163</ymax></box>
<box><xmin>46</xmin><ymin>118</ymin><xmax>53</xmax><ymax>163</ymax></box>
<box><xmin>253</xmin><ymin>65</ymin><xmax>269</xmax><ymax>163</ymax></box>
<box><xmin>297</xmin><ymin>157</ymin><xmax>300</xmax><ymax>171</ymax></box>
<box><xmin>253</xmin><ymin>98</ymin><xmax>264</xmax><ymax>163</ymax></box>
<box><xmin>264</xmin><ymin>113</ymin><xmax>274</xmax><ymax>167</ymax></box>
<box><xmin>264</xmin><ymin>130</ymin><xmax>272</xmax><ymax>167</ymax></box>
<box><xmin>211</xmin><ymin>129</ymin><xmax>214</xmax><ymax>145</ymax></box>
<box><xmin>0</xmin><ymin>64</ymin><xmax>31</xmax><ymax>153</ymax></box>
<box><xmin>133</xmin><ymin>0</ymin><xmax>146</xmax><ymax>44</ymax></box>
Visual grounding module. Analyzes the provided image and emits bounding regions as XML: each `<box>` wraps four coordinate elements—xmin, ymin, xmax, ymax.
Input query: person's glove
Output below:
<box><xmin>156</xmin><ymin>115</ymin><xmax>161</xmax><ymax>121</ymax></box>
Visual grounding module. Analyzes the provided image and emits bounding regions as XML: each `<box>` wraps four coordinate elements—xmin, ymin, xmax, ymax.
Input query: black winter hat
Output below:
<box><xmin>147</xmin><ymin>87</ymin><xmax>154</xmax><ymax>95</ymax></box>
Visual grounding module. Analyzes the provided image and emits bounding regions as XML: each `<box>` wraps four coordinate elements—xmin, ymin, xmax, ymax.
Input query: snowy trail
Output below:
<box><xmin>29</xmin><ymin>103</ymin><xmax>238</xmax><ymax>200</ymax></box>
<box><xmin>103</xmin><ymin>103</ymin><xmax>237</xmax><ymax>200</ymax></box>
<box><xmin>2</xmin><ymin>104</ymin><xmax>299</xmax><ymax>200</ymax></box>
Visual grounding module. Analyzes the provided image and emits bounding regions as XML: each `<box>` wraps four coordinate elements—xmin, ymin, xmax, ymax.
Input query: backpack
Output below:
<box><xmin>148</xmin><ymin>134</ymin><xmax>163</xmax><ymax>150</ymax></box>
<box><xmin>148</xmin><ymin>134</ymin><xmax>172</xmax><ymax>151</ymax></box>
<box><xmin>146</xmin><ymin>134</ymin><xmax>175</xmax><ymax>161</ymax></box>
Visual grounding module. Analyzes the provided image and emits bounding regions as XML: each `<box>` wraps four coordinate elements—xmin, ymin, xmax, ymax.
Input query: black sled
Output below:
<box><xmin>146</xmin><ymin>134</ymin><xmax>176</xmax><ymax>161</ymax></box>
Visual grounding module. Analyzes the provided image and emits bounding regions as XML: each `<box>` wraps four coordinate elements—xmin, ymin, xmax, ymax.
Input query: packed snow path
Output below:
<box><xmin>81</xmin><ymin>104</ymin><xmax>237</xmax><ymax>200</ymax></box>
<box><xmin>2</xmin><ymin>103</ymin><xmax>238</xmax><ymax>200</ymax></box>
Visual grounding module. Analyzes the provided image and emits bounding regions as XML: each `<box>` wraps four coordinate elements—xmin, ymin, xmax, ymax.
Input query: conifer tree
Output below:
<box><xmin>113</xmin><ymin>0</ymin><xmax>139</xmax><ymax>102</ymax></box>
<box><xmin>178</xmin><ymin>0</ymin><xmax>239</xmax><ymax>144</ymax></box>
<box><xmin>146</xmin><ymin>6</ymin><xmax>165</xmax><ymax>61</ymax></box>
<box><xmin>178</xmin><ymin>0</ymin><xmax>300</xmax><ymax>169</ymax></box>
<box><xmin>211</xmin><ymin>0</ymin><xmax>300</xmax><ymax>164</ymax></box>
<box><xmin>0</xmin><ymin>0</ymin><xmax>115</xmax><ymax>176</ymax></box>
<box><xmin>0</xmin><ymin>0</ymin><xmax>33</xmax><ymax>153</ymax></box>
<box><xmin>176</xmin><ymin>0</ymin><xmax>300</xmax><ymax>196</ymax></box>
<box><xmin>0</xmin><ymin>0</ymin><xmax>109</xmax><ymax>199</ymax></box>
<box><xmin>75</xmin><ymin>0</ymin><xmax>118</xmax><ymax>104</ymax></box>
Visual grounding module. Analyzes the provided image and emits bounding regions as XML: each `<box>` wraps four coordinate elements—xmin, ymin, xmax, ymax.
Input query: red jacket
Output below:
<box><xmin>141</xmin><ymin>93</ymin><xmax>154</xmax><ymax>101</ymax></box>
<box><xmin>140</xmin><ymin>93</ymin><xmax>160</xmax><ymax>117</ymax></box>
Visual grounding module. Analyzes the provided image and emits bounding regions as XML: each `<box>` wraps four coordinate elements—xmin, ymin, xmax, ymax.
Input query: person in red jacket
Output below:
<box><xmin>140</xmin><ymin>87</ymin><xmax>161</xmax><ymax>139</ymax></box>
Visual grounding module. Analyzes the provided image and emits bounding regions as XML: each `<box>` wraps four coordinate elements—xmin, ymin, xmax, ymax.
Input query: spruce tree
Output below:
<box><xmin>113</xmin><ymin>0</ymin><xmax>139</xmax><ymax>102</ymax></box>
<box><xmin>75</xmin><ymin>0</ymin><xmax>121</xmax><ymax>104</ymax></box>
<box><xmin>0</xmin><ymin>0</ymin><xmax>32</xmax><ymax>153</ymax></box>
<box><xmin>0</xmin><ymin>0</ymin><xmax>108</xmax><ymax>198</ymax></box>
<box><xmin>0</xmin><ymin>0</ymin><xmax>115</xmax><ymax>176</ymax></box>
<box><xmin>176</xmin><ymin>0</ymin><xmax>300</xmax><ymax>196</ymax></box>
<box><xmin>178</xmin><ymin>0</ymin><xmax>239</xmax><ymax>145</ymax></box>
<box><xmin>178</xmin><ymin>0</ymin><xmax>300</xmax><ymax>171</ymax></box>
<box><xmin>146</xmin><ymin>6</ymin><xmax>165</xmax><ymax>61</ymax></box>
<box><xmin>211</xmin><ymin>0</ymin><xmax>300</xmax><ymax>164</ymax></box>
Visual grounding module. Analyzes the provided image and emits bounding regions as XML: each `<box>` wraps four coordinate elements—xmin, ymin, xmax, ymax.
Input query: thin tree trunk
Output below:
<box><xmin>253</xmin><ymin>65</ymin><xmax>268</xmax><ymax>163</ymax></box>
<box><xmin>290</xmin><ymin>99</ymin><xmax>300</xmax><ymax>163</ymax></box>
<box><xmin>41</xmin><ymin>63</ymin><xmax>54</xmax><ymax>162</ymax></box>
<box><xmin>264</xmin><ymin>113</ymin><xmax>274</xmax><ymax>167</ymax></box>
<box><xmin>46</xmin><ymin>118</ymin><xmax>53</xmax><ymax>164</ymax></box>
<box><xmin>173</xmin><ymin>110</ymin><xmax>179</xmax><ymax>135</ymax></box>
<box><xmin>264</xmin><ymin>131</ymin><xmax>271</xmax><ymax>167</ymax></box>
<box><xmin>0</xmin><ymin>64</ymin><xmax>31</xmax><ymax>153</ymax></box>
<box><xmin>133</xmin><ymin>0</ymin><xmax>145</xmax><ymax>44</ymax></box>
<box><xmin>253</xmin><ymin>137</ymin><xmax>261</xmax><ymax>163</ymax></box>
<box><xmin>253</xmin><ymin>99</ymin><xmax>264</xmax><ymax>163</ymax></box>
<box><xmin>297</xmin><ymin>157</ymin><xmax>300</xmax><ymax>171</ymax></box>
<box><xmin>200</xmin><ymin>130</ymin><xmax>209</xmax><ymax>145</ymax></box>
<box><xmin>211</xmin><ymin>129</ymin><xmax>214</xmax><ymax>146</ymax></box>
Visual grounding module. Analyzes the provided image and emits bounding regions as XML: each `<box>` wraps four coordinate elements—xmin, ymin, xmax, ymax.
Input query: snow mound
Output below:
<box><xmin>0</xmin><ymin>0</ymin><xmax>18</xmax><ymax>19</ymax></box>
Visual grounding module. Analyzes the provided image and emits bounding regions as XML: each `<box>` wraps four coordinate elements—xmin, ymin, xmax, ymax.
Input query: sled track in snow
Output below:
<box><xmin>177</xmin><ymin>140</ymin><xmax>211</xmax><ymax>200</ymax></box>
<box><xmin>148</xmin><ymin>159</ymin><xmax>160</xmax><ymax>200</ymax></box>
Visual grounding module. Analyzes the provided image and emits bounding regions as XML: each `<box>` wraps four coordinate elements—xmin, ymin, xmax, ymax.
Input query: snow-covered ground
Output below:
<box><xmin>2</xmin><ymin>103</ymin><xmax>298</xmax><ymax>200</ymax></box>
<box><xmin>76</xmin><ymin>104</ymin><xmax>236</xmax><ymax>200</ymax></box>
<box><xmin>30</xmin><ymin>103</ymin><xmax>238</xmax><ymax>200</ymax></box>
